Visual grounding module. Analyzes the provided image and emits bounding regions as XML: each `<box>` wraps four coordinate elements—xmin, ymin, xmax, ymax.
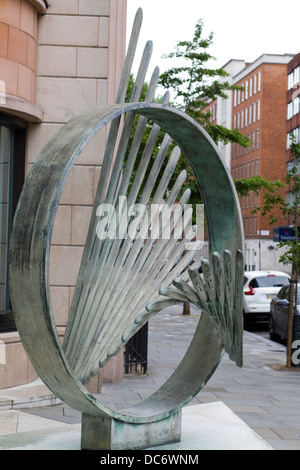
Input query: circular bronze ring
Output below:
<box><xmin>9</xmin><ymin>102</ymin><xmax>243</xmax><ymax>424</ymax></box>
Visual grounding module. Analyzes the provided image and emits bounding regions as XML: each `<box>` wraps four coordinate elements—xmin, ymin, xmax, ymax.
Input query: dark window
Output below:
<box><xmin>281</xmin><ymin>285</ymin><xmax>300</xmax><ymax>304</ymax></box>
<box><xmin>0</xmin><ymin>115</ymin><xmax>26</xmax><ymax>332</ymax></box>
<box><xmin>278</xmin><ymin>285</ymin><xmax>289</xmax><ymax>299</ymax></box>
<box><xmin>249</xmin><ymin>275</ymin><xmax>289</xmax><ymax>289</ymax></box>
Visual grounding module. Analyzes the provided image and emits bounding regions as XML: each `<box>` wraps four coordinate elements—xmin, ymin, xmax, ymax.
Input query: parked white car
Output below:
<box><xmin>243</xmin><ymin>270</ymin><xmax>290</xmax><ymax>328</ymax></box>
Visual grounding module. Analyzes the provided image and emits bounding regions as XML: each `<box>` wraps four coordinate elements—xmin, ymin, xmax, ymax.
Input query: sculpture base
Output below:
<box><xmin>0</xmin><ymin>402</ymin><xmax>273</xmax><ymax>450</ymax></box>
<box><xmin>81</xmin><ymin>411</ymin><xmax>181</xmax><ymax>450</ymax></box>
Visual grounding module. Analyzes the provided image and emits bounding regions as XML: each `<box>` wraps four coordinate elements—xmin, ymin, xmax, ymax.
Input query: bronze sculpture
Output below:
<box><xmin>9</xmin><ymin>9</ymin><xmax>244</xmax><ymax>449</ymax></box>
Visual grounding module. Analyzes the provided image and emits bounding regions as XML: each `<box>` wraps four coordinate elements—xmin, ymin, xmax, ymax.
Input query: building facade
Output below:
<box><xmin>0</xmin><ymin>0</ymin><xmax>127</xmax><ymax>390</ymax></box>
<box><xmin>286</xmin><ymin>52</ymin><xmax>300</xmax><ymax>219</ymax></box>
<box><xmin>211</xmin><ymin>54</ymin><xmax>294</xmax><ymax>272</ymax></box>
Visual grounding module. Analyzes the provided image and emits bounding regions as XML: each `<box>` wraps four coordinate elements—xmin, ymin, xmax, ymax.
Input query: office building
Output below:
<box><xmin>213</xmin><ymin>54</ymin><xmax>295</xmax><ymax>270</ymax></box>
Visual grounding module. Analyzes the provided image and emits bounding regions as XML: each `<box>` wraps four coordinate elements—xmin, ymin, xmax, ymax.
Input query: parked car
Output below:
<box><xmin>269</xmin><ymin>283</ymin><xmax>300</xmax><ymax>341</ymax></box>
<box><xmin>243</xmin><ymin>271</ymin><xmax>290</xmax><ymax>328</ymax></box>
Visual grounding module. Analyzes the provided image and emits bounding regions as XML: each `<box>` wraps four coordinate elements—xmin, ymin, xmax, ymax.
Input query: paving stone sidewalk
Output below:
<box><xmin>2</xmin><ymin>305</ymin><xmax>300</xmax><ymax>450</ymax></box>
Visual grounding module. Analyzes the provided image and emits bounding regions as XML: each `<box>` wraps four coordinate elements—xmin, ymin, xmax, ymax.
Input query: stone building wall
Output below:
<box><xmin>0</xmin><ymin>0</ymin><xmax>127</xmax><ymax>390</ymax></box>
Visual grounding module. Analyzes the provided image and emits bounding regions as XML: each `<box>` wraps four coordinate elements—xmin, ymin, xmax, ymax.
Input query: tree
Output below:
<box><xmin>156</xmin><ymin>19</ymin><xmax>252</xmax><ymax>210</ymax></box>
<box><xmin>157</xmin><ymin>18</ymin><xmax>294</xmax><ymax>233</ymax></box>
<box><xmin>158</xmin><ymin>19</ymin><xmax>250</xmax><ymax>148</ymax></box>
<box><xmin>126</xmin><ymin>22</ymin><xmax>286</xmax><ymax>231</ymax></box>
<box><xmin>234</xmin><ymin>175</ymin><xmax>285</xmax><ymax>224</ymax></box>
<box><xmin>275</xmin><ymin>137</ymin><xmax>300</xmax><ymax>367</ymax></box>
<box><xmin>277</xmin><ymin>137</ymin><xmax>300</xmax><ymax>276</ymax></box>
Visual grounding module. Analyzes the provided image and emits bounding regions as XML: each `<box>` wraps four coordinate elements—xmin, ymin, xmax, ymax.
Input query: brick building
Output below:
<box><xmin>0</xmin><ymin>0</ymin><xmax>127</xmax><ymax>390</ymax></box>
<box><xmin>286</xmin><ymin>52</ymin><xmax>300</xmax><ymax>220</ymax></box>
<box><xmin>208</xmin><ymin>54</ymin><xmax>295</xmax><ymax>271</ymax></box>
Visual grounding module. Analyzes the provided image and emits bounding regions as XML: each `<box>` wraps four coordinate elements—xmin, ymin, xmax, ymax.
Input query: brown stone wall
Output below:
<box><xmin>0</xmin><ymin>0</ymin><xmax>127</xmax><ymax>390</ymax></box>
<box><xmin>0</xmin><ymin>0</ymin><xmax>47</xmax><ymax>120</ymax></box>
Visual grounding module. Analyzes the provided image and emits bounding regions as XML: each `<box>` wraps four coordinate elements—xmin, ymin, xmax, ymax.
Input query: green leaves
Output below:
<box><xmin>279</xmin><ymin>136</ymin><xmax>300</xmax><ymax>274</ymax></box>
<box><xmin>208</xmin><ymin>125</ymin><xmax>251</xmax><ymax>147</ymax></box>
<box><xmin>234</xmin><ymin>175</ymin><xmax>284</xmax><ymax>198</ymax></box>
<box><xmin>234</xmin><ymin>175</ymin><xmax>285</xmax><ymax>224</ymax></box>
<box><xmin>158</xmin><ymin>18</ymin><xmax>249</xmax><ymax>149</ymax></box>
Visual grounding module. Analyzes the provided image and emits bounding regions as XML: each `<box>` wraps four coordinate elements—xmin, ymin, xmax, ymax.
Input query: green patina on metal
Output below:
<box><xmin>8</xmin><ymin>9</ymin><xmax>244</xmax><ymax>449</ymax></box>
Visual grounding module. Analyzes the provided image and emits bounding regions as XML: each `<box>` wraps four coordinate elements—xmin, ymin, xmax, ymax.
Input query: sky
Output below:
<box><xmin>126</xmin><ymin>0</ymin><xmax>299</xmax><ymax>94</ymax></box>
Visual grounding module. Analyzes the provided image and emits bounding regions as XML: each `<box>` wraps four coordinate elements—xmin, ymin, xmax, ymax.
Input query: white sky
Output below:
<box><xmin>126</xmin><ymin>0</ymin><xmax>299</xmax><ymax>93</ymax></box>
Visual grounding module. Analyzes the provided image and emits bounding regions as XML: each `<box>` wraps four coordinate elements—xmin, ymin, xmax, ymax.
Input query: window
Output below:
<box><xmin>288</xmin><ymin>101</ymin><xmax>293</xmax><ymax>119</ymax></box>
<box><xmin>210</xmin><ymin>103</ymin><xmax>217</xmax><ymax>122</ymax></box>
<box><xmin>288</xmin><ymin>97</ymin><xmax>300</xmax><ymax>119</ymax></box>
<box><xmin>288</xmin><ymin>127</ymin><xmax>300</xmax><ymax>147</ymax></box>
<box><xmin>249</xmin><ymin>275</ymin><xmax>289</xmax><ymax>288</ymax></box>
<box><xmin>257</xmin><ymin>100</ymin><xmax>260</xmax><ymax>120</ymax></box>
<box><xmin>249</xmin><ymin>77</ymin><xmax>252</xmax><ymax>97</ymax></box>
<box><xmin>232</xmin><ymin>143</ymin><xmax>236</xmax><ymax>158</ymax></box>
<box><xmin>257</xmin><ymin>71</ymin><xmax>261</xmax><ymax>91</ymax></box>
<box><xmin>290</xmin><ymin>66</ymin><xmax>300</xmax><ymax>89</ymax></box>
<box><xmin>293</xmin><ymin>96</ymin><xmax>300</xmax><ymax>116</ymax></box>
<box><xmin>0</xmin><ymin>115</ymin><xmax>26</xmax><ymax>332</ymax></box>
<box><xmin>287</xmin><ymin>126</ymin><xmax>300</xmax><ymax>148</ymax></box>
<box><xmin>294</xmin><ymin>66</ymin><xmax>300</xmax><ymax>88</ymax></box>
<box><xmin>287</xmin><ymin>159</ymin><xmax>300</xmax><ymax>174</ymax></box>
<box><xmin>245</xmin><ymin>218</ymin><xmax>248</xmax><ymax>235</ymax></box>
<box><xmin>253</xmin><ymin>74</ymin><xmax>257</xmax><ymax>94</ymax></box>
<box><xmin>286</xmin><ymin>191</ymin><xmax>296</xmax><ymax>206</ymax></box>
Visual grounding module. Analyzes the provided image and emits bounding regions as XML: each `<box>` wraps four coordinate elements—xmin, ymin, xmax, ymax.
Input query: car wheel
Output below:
<box><xmin>269</xmin><ymin>317</ymin><xmax>279</xmax><ymax>341</ymax></box>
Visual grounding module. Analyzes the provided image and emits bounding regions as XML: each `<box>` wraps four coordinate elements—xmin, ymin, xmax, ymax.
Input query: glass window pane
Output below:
<box><xmin>253</xmin><ymin>275</ymin><xmax>289</xmax><ymax>288</ymax></box>
<box><xmin>0</xmin><ymin>125</ymin><xmax>11</xmax><ymax>313</ymax></box>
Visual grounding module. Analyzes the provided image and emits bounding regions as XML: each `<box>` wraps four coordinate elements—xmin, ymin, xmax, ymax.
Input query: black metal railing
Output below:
<box><xmin>124</xmin><ymin>322</ymin><xmax>148</xmax><ymax>374</ymax></box>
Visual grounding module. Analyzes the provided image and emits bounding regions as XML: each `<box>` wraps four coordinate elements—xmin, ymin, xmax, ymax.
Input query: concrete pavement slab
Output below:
<box><xmin>0</xmin><ymin>305</ymin><xmax>299</xmax><ymax>450</ymax></box>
